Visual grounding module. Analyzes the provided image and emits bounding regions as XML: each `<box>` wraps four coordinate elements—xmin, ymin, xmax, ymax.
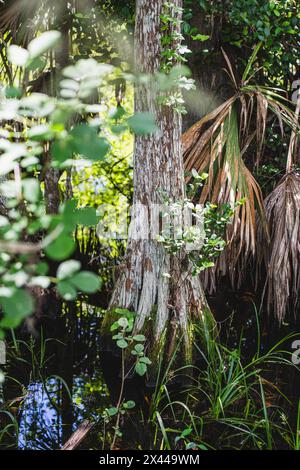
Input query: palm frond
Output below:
<box><xmin>183</xmin><ymin>98</ymin><xmax>266</xmax><ymax>290</ymax></box>
<box><xmin>183</xmin><ymin>48</ymin><xmax>296</xmax><ymax>292</ymax></box>
<box><xmin>257</xmin><ymin>93</ymin><xmax>300</xmax><ymax>323</ymax></box>
<box><xmin>0</xmin><ymin>0</ymin><xmax>45</xmax><ymax>44</ymax></box>
<box><xmin>257</xmin><ymin>172</ymin><xmax>300</xmax><ymax>323</ymax></box>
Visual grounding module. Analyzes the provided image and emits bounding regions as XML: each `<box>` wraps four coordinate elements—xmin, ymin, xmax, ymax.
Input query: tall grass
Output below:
<box><xmin>148</xmin><ymin>318</ymin><xmax>300</xmax><ymax>450</ymax></box>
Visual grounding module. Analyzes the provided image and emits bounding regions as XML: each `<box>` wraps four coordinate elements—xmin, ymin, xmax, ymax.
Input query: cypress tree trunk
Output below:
<box><xmin>102</xmin><ymin>0</ymin><xmax>214</xmax><ymax>365</ymax></box>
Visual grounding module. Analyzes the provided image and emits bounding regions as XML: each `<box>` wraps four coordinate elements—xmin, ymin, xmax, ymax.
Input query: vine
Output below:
<box><xmin>159</xmin><ymin>1</ymin><xmax>195</xmax><ymax>114</ymax></box>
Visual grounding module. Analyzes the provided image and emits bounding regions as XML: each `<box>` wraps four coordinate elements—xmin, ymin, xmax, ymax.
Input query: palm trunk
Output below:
<box><xmin>102</xmin><ymin>0</ymin><xmax>214</xmax><ymax>365</ymax></box>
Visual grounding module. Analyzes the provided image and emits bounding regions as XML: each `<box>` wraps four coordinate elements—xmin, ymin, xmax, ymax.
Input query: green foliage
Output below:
<box><xmin>102</xmin><ymin>308</ymin><xmax>152</xmax><ymax>448</ymax></box>
<box><xmin>0</xmin><ymin>288</ymin><xmax>34</xmax><ymax>328</ymax></box>
<box><xmin>70</xmin><ymin>272</ymin><xmax>101</xmax><ymax>293</ymax></box>
<box><xmin>187</xmin><ymin>0</ymin><xmax>299</xmax><ymax>87</ymax></box>
<box><xmin>157</xmin><ymin>175</ymin><xmax>237</xmax><ymax>275</ymax></box>
<box><xmin>56</xmin><ymin>261</ymin><xmax>101</xmax><ymax>300</ymax></box>
<box><xmin>159</xmin><ymin>2</ymin><xmax>195</xmax><ymax>114</ymax></box>
<box><xmin>127</xmin><ymin>112</ymin><xmax>158</xmax><ymax>135</ymax></box>
<box><xmin>110</xmin><ymin>309</ymin><xmax>151</xmax><ymax>376</ymax></box>
<box><xmin>7</xmin><ymin>31</ymin><xmax>61</xmax><ymax>68</ymax></box>
<box><xmin>0</xmin><ymin>21</ymin><xmax>168</xmax><ymax>333</ymax></box>
<box><xmin>0</xmin><ymin>35</ymin><xmax>117</xmax><ymax>332</ymax></box>
<box><xmin>150</xmin><ymin>319</ymin><xmax>300</xmax><ymax>450</ymax></box>
<box><xmin>160</xmin><ymin>2</ymin><xmax>192</xmax><ymax>71</ymax></box>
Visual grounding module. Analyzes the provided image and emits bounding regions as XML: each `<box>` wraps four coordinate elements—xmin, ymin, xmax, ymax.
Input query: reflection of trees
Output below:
<box><xmin>2</xmin><ymin>304</ymin><xmax>111</xmax><ymax>449</ymax></box>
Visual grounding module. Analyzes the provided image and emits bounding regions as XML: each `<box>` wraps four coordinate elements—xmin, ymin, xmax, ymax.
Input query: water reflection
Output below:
<box><xmin>2</xmin><ymin>297</ymin><xmax>299</xmax><ymax>451</ymax></box>
<box><xmin>18</xmin><ymin>374</ymin><xmax>108</xmax><ymax>450</ymax></box>
<box><xmin>2</xmin><ymin>303</ymin><xmax>112</xmax><ymax>450</ymax></box>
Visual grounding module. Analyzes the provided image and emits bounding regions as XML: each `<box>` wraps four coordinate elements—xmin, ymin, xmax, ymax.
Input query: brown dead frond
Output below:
<box><xmin>183</xmin><ymin>46</ymin><xmax>295</xmax><ymax>292</ymax></box>
<box><xmin>257</xmin><ymin>93</ymin><xmax>300</xmax><ymax>323</ymax></box>
<box><xmin>257</xmin><ymin>172</ymin><xmax>300</xmax><ymax>323</ymax></box>
<box><xmin>183</xmin><ymin>98</ymin><xmax>267</xmax><ymax>291</ymax></box>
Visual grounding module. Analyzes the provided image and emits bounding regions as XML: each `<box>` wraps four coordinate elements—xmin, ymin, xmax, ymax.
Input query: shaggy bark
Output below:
<box><xmin>104</xmin><ymin>0</ymin><xmax>213</xmax><ymax>362</ymax></box>
<box><xmin>0</xmin><ymin>175</ymin><xmax>7</xmax><ymax>216</ymax></box>
<box><xmin>44</xmin><ymin>167</ymin><xmax>61</xmax><ymax>214</ymax></box>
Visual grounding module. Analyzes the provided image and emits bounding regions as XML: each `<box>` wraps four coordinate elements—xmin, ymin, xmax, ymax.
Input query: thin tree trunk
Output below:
<box><xmin>102</xmin><ymin>0</ymin><xmax>214</xmax><ymax>365</ymax></box>
<box><xmin>44</xmin><ymin>3</ymin><xmax>72</xmax><ymax>214</ymax></box>
<box><xmin>0</xmin><ymin>175</ymin><xmax>7</xmax><ymax>216</ymax></box>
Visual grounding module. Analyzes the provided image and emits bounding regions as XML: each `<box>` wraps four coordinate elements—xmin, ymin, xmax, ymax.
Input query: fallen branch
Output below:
<box><xmin>61</xmin><ymin>420</ymin><xmax>95</xmax><ymax>451</ymax></box>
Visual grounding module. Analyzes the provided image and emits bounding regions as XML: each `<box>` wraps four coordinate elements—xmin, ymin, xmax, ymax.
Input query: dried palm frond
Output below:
<box><xmin>257</xmin><ymin>92</ymin><xmax>300</xmax><ymax>323</ymax></box>
<box><xmin>257</xmin><ymin>172</ymin><xmax>300</xmax><ymax>323</ymax></box>
<box><xmin>0</xmin><ymin>0</ymin><xmax>47</xmax><ymax>44</ymax></box>
<box><xmin>184</xmin><ymin>104</ymin><xmax>265</xmax><ymax>290</ymax></box>
<box><xmin>183</xmin><ymin>45</ymin><xmax>295</xmax><ymax>292</ymax></box>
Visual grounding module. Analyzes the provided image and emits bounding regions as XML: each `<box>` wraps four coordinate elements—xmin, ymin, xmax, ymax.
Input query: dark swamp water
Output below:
<box><xmin>0</xmin><ymin>299</ymin><xmax>153</xmax><ymax>450</ymax></box>
<box><xmin>0</xmin><ymin>288</ymin><xmax>300</xmax><ymax>450</ymax></box>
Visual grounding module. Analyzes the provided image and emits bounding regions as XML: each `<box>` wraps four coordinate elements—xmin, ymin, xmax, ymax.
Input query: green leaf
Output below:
<box><xmin>0</xmin><ymin>216</ymin><xmax>9</xmax><ymax>227</ymax></box>
<box><xmin>61</xmin><ymin>200</ymin><xmax>98</xmax><ymax>230</ymax></box>
<box><xmin>45</xmin><ymin>233</ymin><xmax>75</xmax><ymax>261</ymax></box>
<box><xmin>135</xmin><ymin>361</ymin><xmax>147</xmax><ymax>376</ymax></box>
<box><xmin>186</xmin><ymin>442</ymin><xmax>197</xmax><ymax>450</ymax></box>
<box><xmin>116</xmin><ymin>339</ymin><xmax>128</xmax><ymax>349</ymax></box>
<box><xmin>199</xmin><ymin>444</ymin><xmax>208</xmax><ymax>450</ymax></box>
<box><xmin>76</xmin><ymin>207</ymin><xmax>98</xmax><ymax>226</ymax></box>
<box><xmin>36</xmin><ymin>262</ymin><xmax>49</xmax><ymax>275</ymax></box>
<box><xmin>110</xmin><ymin>321</ymin><xmax>120</xmax><ymax>331</ymax></box>
<box><xmin>61</xmin><ymin>199</ymin><xmax>79</xmax><ymax>230</ymax></box>
<box><xmin>134</xmin><ymin>344</ymin><xmax>144</xmax><ymax>353</ymax></box>
<box><xmin>117</xmin><ymin>317</ymin><xmax>129</xmax><ymax>328</ymax></box>
<box><xmin>51</xmin><ymin>139</ymin><xmax>73</xmax><ymax>163</ymax></box>
<box><xmin>139</xmin><ymin>357</ymin><xmax>152</xmax><ymax>365</ymax></box>
<box><xmin>28</xmin><ymin>31</ymin><xmax>62</xmax><ymax>59</ymax></box>
<box><xmin>7</xmin><ymin>45</ymin><xmax>29</xmax><ymax>67</ymax></box>
<box><xmin>0</xmin><ymin>289</ymin><xmax>35</xmax><ymax>328</ymax></box>
<box><xmin>29</xmin><ymin>276</ymin><xmax>51</xmax><ymax>288</ymax></box>
<box><xmin>57</xmin><ymin>280</ymin><xmax>77</xmax><ymax>301</ymax></box>
<box><xmin>112</xmin><ymin>334</ymin><xmax>123</xmax><ymax>340</ymax></box>
<box><xmin>19</xmin><ymin>93</ymin><xmax>55</xmax><ymax>118</ymax></box>
<box><xmin>124</xmin><ymin>400</ymin><xmax>135</xmax><ymax>409</ymax></box>
<box><xmin>114</xmin><ymin>308</ymin><xmax>136</xmax><ymax>317</ymax></box>
<box><xmin>106</xmin><ymin>407</ymin><xmax>118</xmax><ymax>416</ymax></box>
<box><xmin>70</xmin><ymin>125</ymin><xmax>110</xmax><ymax>160</ymax></box>
<box><xmin>132</xmin><ymin>334</ymin><xmax>146</xmax><ymax>342</ymax></box>
<box><xmin>242</xmin><ymin>42</ymin><xmax>263</xmax><ymax>82</ymax></box>
<box><xmin>192</xmin><ymin>34</ymin><xmax>209</xmax><ymax>41</ymax></box>
<box><xmin>5</xmin><ymin>86</ymin><xmax>22</xmax><ymax>99</ymax></box>
<box><xmin>22</xmin><ymin>178</ymin><xmax>41</xmax><ymax>202</ymax></box>
<box><xmin>181</xmin><ymin>427</ymin><xmax>192</xmax><ymax>438</ymax></box>
<box><xmin>69</xmin><ymin>271</ymin><xmax>101</xmax><ymax>293</ymax></box>
<box><xmin>57</xmin><ymin>260</ymin><xmax>81</xmax><ymax>280</ymax></box>
<box><xmin>26</xmin><ymin>56</ymin><xmax>47</xmax><ymax>71</ymax></box>
<box><xmin>127</xmin><ymin>112</ymin><xmax>158</xmax><ymax>135</ymax></box>
<box><xmin>28</xmin><ymin>124</ymin><xmax>53</xmax><ymax>141</ymax></box>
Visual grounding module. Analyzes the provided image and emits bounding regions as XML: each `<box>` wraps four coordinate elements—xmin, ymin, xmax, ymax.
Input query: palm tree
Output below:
<box><xmin>257</xmin><ymin>93</ymin><xmax>300</xmax><ymax>323</ymax></box>
<box><xmin>183</xmin><ymin>44</ymin><xmax>299</xmax><ymax>322</ymax></box>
